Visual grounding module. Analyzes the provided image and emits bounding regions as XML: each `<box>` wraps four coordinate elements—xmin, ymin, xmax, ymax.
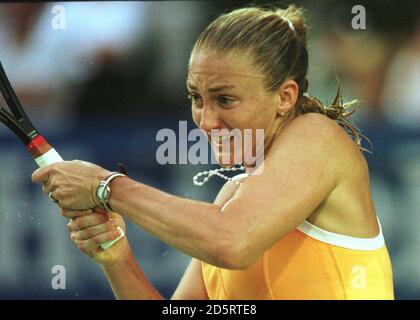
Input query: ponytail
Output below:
<box><xmin>298</xmin><ymin>84</ymin><xmax>371</xmax><ymax>153</ymax></box>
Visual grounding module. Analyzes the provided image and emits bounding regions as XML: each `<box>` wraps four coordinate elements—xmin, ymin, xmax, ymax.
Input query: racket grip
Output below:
<box><xmin>34</xmin><ymin>147</ymin><xmax>63</xmax><ymax>166</ymax></box>
<box><xmin>27</xmin><ymin>136</ymin><xmax>63</xmax><ymax>166</ymax></box>
<box><xmin>28</xmin><ymin>135</ymin><xmax>125</xmax><ymax>250</ymax></box>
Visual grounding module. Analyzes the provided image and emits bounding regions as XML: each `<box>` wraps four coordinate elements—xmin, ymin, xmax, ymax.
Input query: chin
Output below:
<box><xmin>217</xmin><ymin>162</ymin><xmax>236</xmax><ymax>168</ymax></box>
<box><xmin>211</xmin><ymin>138</ymin><xmax>249</xmax><ymax>167</ymax></box>
<box><xmin>214</xmin><ymin>151</ymin><xmax>243</xmax><ymax>168</ymax></box>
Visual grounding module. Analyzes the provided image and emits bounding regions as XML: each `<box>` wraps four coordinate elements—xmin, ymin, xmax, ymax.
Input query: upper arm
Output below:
<box><xmin>222</xmin><ymin>114</ymin><xmax>347</xmax><ymax>264</ymax></box>
<box><xmin>171</xmin><ymin>177</ymin><xmax>248</xmax><ymax>297</ymax></box>
<box><xmin>171</xmin><ymin>258</ymin><xmax>209</xmax><ymax>300</ymax></box>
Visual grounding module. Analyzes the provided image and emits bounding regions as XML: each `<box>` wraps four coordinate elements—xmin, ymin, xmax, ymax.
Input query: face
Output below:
<box><xmin>187</xmin><ymin>50</ymin><xmax>282</xmax><ymax>167</ymax></box>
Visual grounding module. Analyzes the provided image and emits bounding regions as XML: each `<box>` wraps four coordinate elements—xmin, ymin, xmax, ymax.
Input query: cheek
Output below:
<box><xmin>239</xmin><ymin>101</ymin><xmax>271</xmax><ymax>130</ymax></box>
<box><xmin>191</xmin><ymin>108</ymin><xmax>200</xmax><ymax>126</ymax></box>
<box><xmin>255</xmin><ymin>99</ymin><xmax>277</xmax><ymax>128</ymax></box>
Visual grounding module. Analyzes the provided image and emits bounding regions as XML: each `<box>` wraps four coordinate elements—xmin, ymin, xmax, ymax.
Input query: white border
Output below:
<box><xmin>296</xmin><ymin>219</ymin><xmax>385</xmax><ymax>251</ymax></box>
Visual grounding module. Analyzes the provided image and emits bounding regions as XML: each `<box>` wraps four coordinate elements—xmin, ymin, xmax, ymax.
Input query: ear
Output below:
<box><xmin>276</xmin><ymin>80</ymin><xmax>299</xmax><ymax>117</ymax></box>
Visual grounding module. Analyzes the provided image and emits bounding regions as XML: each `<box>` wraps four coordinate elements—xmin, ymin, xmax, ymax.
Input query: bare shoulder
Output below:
<box><xmin>282</xmin><ymin>113</ymin><xmax>355</xmax><ymax>146</ymax></box>
<box><xmin>268</xmin><ymin>113</ymin><xmax>371</xmax><ymax>195</ymax></box>
<box><xmin>286</xmin><ymin>115</ymin><xmax>377</xmax><ymax>236</ymax></box>
<box><xmin>275</xmin><ymin>113</ymin><xmax>364</xmax><ymax>165</ymax></box>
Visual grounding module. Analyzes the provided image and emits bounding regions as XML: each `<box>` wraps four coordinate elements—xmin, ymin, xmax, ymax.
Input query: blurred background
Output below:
<box><xmin>0</xmin><ymin>0</ymin><xmax>418</xmax><ymax>299</ymax></box>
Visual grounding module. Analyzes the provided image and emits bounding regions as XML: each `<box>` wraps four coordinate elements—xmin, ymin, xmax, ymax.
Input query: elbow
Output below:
<box><xmin>211</xmin><ymin>233</ymin><xmax>257</xmax><ymax>270</ymax></box>
<box><xmin>221</xmin><ymin>254</ymin><xmax>254</xmax><ymax>271</ymax></box>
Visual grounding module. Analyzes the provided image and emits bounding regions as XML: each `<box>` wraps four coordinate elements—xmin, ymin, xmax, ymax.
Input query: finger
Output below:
<box><xmin>31</xmin><ymin>164</ymin><xmax>55</xmax><ymax>184</ymax></box>
<box><xmin>61</xmin><ymin>209</ymin><xmax>93</xmax><ymax>219</ymax></box>
<box><xmin>68</xmin><ymin>213</ymin><xmax>109</xmax><ymax>231</ymax></box>
<box><xmin>93</xmin><ymin>206</ymin><xmax>108</xmax><ymax>214</ymax></box>
<box><xmin>71</xmin><ymin>220</ymin><xmax>117</xmax><ymax>241</ymax></box>
<box><xmin>74</xmin><ymin>229</ymin><xmax>122</xmax><ymax>255</ymax></box>
<box><xmin>43</xmin><ymin>181</ymin><xmax>57</xmax><ymax>196</ymax></box>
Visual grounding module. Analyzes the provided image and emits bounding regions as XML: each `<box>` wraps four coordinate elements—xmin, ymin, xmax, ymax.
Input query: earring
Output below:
<box><xmin>279</xmin><ymin>112</ymin><xmax>285</xmax><ymax>117</ymax></box>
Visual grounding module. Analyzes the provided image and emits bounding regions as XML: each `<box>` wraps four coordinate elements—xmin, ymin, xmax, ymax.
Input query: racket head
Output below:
<box><xmin>0</xmin><ymin>62</ymin><xmax>27</xmax><ymax>120</ymax></box>
<box><xmin>0</xmin><ymin>61</ymin><xmax>39</xmax><ymax>145</ymax></box>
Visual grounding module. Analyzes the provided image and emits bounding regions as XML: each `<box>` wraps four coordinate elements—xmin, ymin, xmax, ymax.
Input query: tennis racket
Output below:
<box><xmin>0</xmin><ymin>61</ymin><xmax>124</xmax><ymax>250</ymax></box>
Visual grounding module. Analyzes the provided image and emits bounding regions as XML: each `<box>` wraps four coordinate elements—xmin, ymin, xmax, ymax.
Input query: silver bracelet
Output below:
<box><xmin>96</xmin><ymin>172</ymin><xmax>126</xmax><ymax>211</ymax></box>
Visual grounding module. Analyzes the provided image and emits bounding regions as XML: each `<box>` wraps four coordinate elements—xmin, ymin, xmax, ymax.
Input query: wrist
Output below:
<box><xmin>95</xmin><ymin>172</ymin><xmax>126</xmax><ymax>211</ymax></box>
<box><xmin>101</xmin><ymin>246</ymin><xmax>133</xmax><ymax>270</ymax></box>
<box><xmin>92</xmin><ymin>170</ymin><xmax>111</xmax><ymax>207</ymax></box>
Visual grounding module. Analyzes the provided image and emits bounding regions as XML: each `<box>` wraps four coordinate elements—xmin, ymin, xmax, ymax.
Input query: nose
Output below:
<box><xmin>199</xmin><ymin>104</ymin><xmax>222</xmax><ymax>132</ymax></box>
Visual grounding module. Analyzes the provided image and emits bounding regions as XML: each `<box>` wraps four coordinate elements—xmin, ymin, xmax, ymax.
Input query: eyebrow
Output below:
<box><xmin>186</xmin><ymin>82</ymin><xmax>236</xmax><ymax>92</ymax></box>
<box><xmin>208</xmin><ymin>84</ymin><xmax>236</xmax><ymax>92</ymax></box>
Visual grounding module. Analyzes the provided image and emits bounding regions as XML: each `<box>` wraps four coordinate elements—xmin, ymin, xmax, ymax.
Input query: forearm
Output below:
<box><xmin>108</xmin><ymin>177</ymin><xmax>232</xmax><ymax>266</ymax></box>
<box><xmin>101</xmin><ymin>249</ymin><xmax>164</xmax><ymax>300</ymax></box>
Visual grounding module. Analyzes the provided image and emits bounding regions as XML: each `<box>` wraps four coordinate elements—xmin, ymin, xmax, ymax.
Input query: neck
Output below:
<box><xmin>244</xmin><ymin>114</ymin><xmax>294</xmax><ymax>175</ymax></box>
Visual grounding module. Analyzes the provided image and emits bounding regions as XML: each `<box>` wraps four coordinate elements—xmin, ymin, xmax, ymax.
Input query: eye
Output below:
<box><xmin>217</xmin><ymin>96</ymin><xmax>235</xmax><ymax>108</ymax></box>
<box><xmin>188</xmin><ymin>93</ymin><xmax>203</xmax><ymax>108</ymax></box>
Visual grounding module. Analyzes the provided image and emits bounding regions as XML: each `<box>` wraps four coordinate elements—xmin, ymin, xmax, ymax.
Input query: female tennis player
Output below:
<box><xmin>32</xmin><ymin>5</ymin><xmax>394</xmax><ymax>299</ymax></box>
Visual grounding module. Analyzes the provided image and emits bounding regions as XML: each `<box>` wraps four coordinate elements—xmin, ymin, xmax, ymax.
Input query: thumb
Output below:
<box><xmin>31</xmin><ymin>166</ymin><xmax>52</xmax><ymax>183</ymax></box>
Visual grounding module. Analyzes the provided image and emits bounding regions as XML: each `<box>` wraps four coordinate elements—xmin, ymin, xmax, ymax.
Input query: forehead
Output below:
<box><xmin>187</xmin><ymin>51</ymin><xmax>263</xmax><ymax>86</ymax></box>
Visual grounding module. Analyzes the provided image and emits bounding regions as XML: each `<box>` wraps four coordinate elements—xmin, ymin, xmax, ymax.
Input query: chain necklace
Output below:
<box><xmin>193</xmin><ymin>164</ymin><xmax>247</xmax><ymax>186</ymax></box>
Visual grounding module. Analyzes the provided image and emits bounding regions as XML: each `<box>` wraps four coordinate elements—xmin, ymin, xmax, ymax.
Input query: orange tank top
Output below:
<box><xmin>201</xmin><ymin>219</ymin><xmax>394</xmax><ymax>300</ymax></box>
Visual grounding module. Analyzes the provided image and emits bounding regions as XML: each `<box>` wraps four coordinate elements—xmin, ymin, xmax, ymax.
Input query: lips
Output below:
<box><xmin>210</xmin><ymin>135</ymin><xmax>232</xmax><ymax>146</ymax></box>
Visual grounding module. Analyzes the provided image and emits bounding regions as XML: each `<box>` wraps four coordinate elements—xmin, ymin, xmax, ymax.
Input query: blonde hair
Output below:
<box><xmin>192</xmin><ymin>5</ymin><xmax>369</xmax><ymax>151</ymax></box>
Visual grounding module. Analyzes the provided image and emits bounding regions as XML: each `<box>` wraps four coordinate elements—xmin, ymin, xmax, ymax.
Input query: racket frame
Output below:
<box><xmin>0</xmin><ymin>62</ymin><xmax>39</xmax><ymax>145</ymax></box>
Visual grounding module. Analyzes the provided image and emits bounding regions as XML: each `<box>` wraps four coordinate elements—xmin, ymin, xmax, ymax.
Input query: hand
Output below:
<box><xmin>31</xmin><ymin>160</ymin><xmax>111</xmax><ymax>210</ymax></box>
<box><xmin>63</xmin><ymin>209</ymin><xmax>129</xmax><ymax>267</ymax></box>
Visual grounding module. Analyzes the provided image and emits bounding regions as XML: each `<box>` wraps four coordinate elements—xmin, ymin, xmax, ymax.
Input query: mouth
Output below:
<box><xmin>210</xmin><ymin>135</ymin><xmax>233</xmax><ymax>147</ymax></box>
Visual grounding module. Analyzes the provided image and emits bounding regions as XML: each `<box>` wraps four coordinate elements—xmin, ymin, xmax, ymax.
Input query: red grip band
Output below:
<box><xmin>26</xmin><ymin>136</ymin><xmax>52</xmax><ymax>159</ymax></box>
<box><xmin>26</xmin><ymin>135</ymin><xmax>46</xmax><ymax>150</ymax></box>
